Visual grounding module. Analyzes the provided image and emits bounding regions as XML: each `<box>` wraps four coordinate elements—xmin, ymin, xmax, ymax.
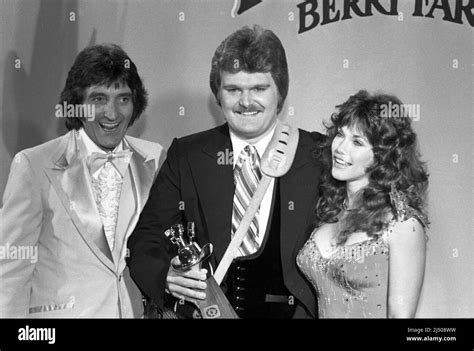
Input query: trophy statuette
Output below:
<box><xmin>164</xmin><ymin>222</ymin><xmax>238</xmax><ymax>319</ymax></box>
<box><xmin>165</xmin><ymin>222</ymin><xmax>213</xmax><ymax>271</ymax></box>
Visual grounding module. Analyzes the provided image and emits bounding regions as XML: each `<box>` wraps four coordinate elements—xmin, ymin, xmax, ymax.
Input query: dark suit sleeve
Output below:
<box><xmin>310</xmin><ymin>130</ymin><xmax>327</xmax><ymax>145</ymax></box>
<box><xmin>128</xmin><ymin>138</ymin><xmax>184</xmax><ymax>307</ymax></box>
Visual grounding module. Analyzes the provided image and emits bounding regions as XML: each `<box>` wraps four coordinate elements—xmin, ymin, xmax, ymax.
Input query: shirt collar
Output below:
<box><xmin>229</xmin><ymin>123</ymin><xmax>277</xmax><ymax>167</ymax></box>
<box><xmin>78</xmin><ymin>128</ymin><xmax>123</xmax><ymax>158</ymax></box>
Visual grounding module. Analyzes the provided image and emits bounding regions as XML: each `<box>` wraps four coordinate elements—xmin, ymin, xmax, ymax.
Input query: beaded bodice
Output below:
<box><xmin>297</xmin><ymin>231</ymin><xmax>390</xmax><ymax>318</ymax></box>
<box><xmin>297</xmin><ymin>209</ymin><xmax>428</xmax><ymax>318</ymax></box>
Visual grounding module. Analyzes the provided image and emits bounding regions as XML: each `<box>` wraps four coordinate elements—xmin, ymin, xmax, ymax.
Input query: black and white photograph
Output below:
<box><xmin>0</xmin><ymin>0</ymin><xmax>472</xmax><ymax>348</ymax></box>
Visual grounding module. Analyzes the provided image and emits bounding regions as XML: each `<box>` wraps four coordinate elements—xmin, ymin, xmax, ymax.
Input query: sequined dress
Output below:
<box><xmin>297</xmin><ymin>231</ymin><xmax>389</xmax><ymax>318</ymax></box>
<box><xmin>297</xmin><ymin>211</ymin><xmax>427</xmax><ymax>318</ymax></box>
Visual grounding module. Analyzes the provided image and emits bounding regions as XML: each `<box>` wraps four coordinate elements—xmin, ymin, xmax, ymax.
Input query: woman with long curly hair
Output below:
<box><xmin>297</xmin><ymin>90</ymin><xmax>429</xmax><ymax>318</ymax></box>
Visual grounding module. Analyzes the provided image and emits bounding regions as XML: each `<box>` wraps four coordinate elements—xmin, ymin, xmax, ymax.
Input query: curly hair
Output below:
<box><xmin>315</xmin><ymin>90</ymin><xmax>429</xmax><ymax>244</ymax></box>
<box><xmin>209</xmin><ymin>24</ymin><xmax>288</xmax><ymax>114</ymax></box>
<box><xmin>60</xmin><ymin>43</ymin><xmax>148</xmax><ymax>130</ymax></box>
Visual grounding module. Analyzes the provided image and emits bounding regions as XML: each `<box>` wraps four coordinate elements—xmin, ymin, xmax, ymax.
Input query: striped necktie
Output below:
<box><xmin>231</xmin><ymin>145</ymin><xmax>262</xmax><ymax>256</ymax></box>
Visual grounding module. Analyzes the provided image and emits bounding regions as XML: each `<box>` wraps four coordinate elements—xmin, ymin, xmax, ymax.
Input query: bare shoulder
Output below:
<box><xmin>387</xmin><ymin>215</ymin><xmax>427</xmax><ymax>249</ymax></box>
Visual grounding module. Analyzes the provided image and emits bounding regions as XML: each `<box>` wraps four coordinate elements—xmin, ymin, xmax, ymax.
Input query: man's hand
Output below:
<box><xmin>165</xmin><ymin>257</ymin><xmax>208</xmax><ymax>305</ymax></box>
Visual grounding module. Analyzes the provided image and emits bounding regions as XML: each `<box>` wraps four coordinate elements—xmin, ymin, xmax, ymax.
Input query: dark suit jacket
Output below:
<box><xmin>128</xmin><ymin>123</ymin><xmax>324</xmax><ymax>318</ymax></box>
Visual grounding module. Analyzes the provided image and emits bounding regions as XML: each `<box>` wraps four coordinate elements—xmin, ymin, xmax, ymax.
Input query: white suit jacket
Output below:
<box><xmin>0</xmin><ymin>130</ymin><xmax>164</xmax><ymax>318</ymax></box>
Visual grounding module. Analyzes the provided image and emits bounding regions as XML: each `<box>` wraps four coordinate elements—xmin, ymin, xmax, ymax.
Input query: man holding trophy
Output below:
<box><xmin>128</xmin><ymin>25</ymin><xmax>324</xmax><ymax>318</ymax></box>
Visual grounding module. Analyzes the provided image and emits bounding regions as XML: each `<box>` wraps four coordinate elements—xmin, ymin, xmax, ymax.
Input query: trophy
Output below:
<box><xmin>164</xmin><ymin>222</ymin><xmax>238</xmax><ymax>319</ymax></box>
<box><xmin>165</xmin><ymin>222</ymin><xmax>213</xmax><ymax>271</ymax></box>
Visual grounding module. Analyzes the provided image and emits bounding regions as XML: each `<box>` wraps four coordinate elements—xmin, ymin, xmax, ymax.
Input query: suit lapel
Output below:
<box><xmin>117</xmin><ymin>137</ymin><xmax>156</xmax><ymax>273</ymax></box>
<box><xmin>189</xmin><ymin>125</ymin><xmax>235</xmax><ymax>262</ymax></box>
<box><xmin>126</xmin><ymin>139</ymin><xmax>155</xmax><ymax>214</ymax></box>
<box><xmin>190</xmin><ymin>125</ymin><xmax>316</xmax><ymax>265</ymax></box>
<box><xmin>279</xmin><ymin>131</ymin><xmax>320</xmax><ymax>275</ymax></box>
<box><xmin>114</xmin><ymin>168</ymin><xmax>136</xmax><ymax>266</ymax></box>
<box><xmin>44</xmin><ymin>131</ymin><xmax>115</xmax><ymax>272</ymax></box>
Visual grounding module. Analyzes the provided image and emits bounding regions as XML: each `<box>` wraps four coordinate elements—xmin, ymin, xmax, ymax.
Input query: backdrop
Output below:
<box><xmin>0</xmin><ymin>0</ymin><xmax>472</xmax><ymax>318</ymax></box>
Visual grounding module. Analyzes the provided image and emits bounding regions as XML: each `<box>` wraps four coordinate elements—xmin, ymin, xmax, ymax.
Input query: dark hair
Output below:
<box><xmin>315</xmin><ymin>90</ymin><xmax>429</xmax><ymax>244</ymax></box>
<box><xmin>209</xmin><ymin>25</ymin><xmax>288</xmax><ymax>114</ymax></box>
<box><xmin>60</xmin><ymin>43</ymin><xmax>148</xmax><ymax>130</ymax></box>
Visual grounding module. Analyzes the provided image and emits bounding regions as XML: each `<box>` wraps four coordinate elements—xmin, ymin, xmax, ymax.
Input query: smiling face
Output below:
<box><xmin>218</xmin><ymin>71</ymin><xmax>280</xmax><ymax>142</ymax></box>
<box><xmin>331</xmin><ymin>125</ymin><xmax>374</xmax><ymax>194</ymax></box>
<box><xmin>82</xmin><ymin>82</ymin><xmax>133</xmax><ymax>151</ymax></box>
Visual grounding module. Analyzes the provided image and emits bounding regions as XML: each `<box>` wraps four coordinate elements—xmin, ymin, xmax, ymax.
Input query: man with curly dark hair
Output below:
<box><xmin>0</xmin><ymin>44</ymin><xmax>164</xmax><ymax>318</ymax></box>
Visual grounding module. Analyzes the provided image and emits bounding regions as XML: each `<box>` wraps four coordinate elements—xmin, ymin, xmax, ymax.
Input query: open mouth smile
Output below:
<box><xmin>235</xmin><ymin>110</ymin><xmax>261</xmax><ymax>117</ymax></box>
<box><xmin>333</xmin><ymin>156</ymin><xmax>352</xmax><ymax>167</ymax></box>
<box><xmin>99</xmin><ymin>121</ymin><xmax>120</xmax><ymax>132</ymax></box>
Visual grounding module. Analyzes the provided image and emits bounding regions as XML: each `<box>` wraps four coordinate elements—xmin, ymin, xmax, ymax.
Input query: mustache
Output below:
<box><xmin>234</xmin><ymin>104</ymin><xmax>262</xmax><ymax>114</ymax></box>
